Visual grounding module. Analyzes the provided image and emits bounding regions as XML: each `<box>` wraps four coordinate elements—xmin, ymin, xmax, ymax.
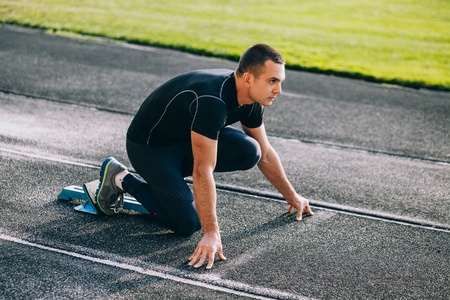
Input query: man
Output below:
<box><xmin>94</xmin><ymin>44</ymin><xmax>314</xmax><ymax>269</ymax></box>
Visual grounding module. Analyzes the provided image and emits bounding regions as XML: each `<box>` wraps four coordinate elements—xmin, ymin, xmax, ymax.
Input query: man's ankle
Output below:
<box><xmin>115</xmin><ymin>170</ymin><xmax>129</xmax><ymax>191</ymax></box>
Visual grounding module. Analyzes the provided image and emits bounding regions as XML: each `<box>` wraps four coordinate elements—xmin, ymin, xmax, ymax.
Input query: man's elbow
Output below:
<box><xmin>257</xmin><ymin>147</ymin><xmax>278</xmax><ymax>166</ymax></box>
<box><xmin>193</xmin><ymin>163</ymin><xmax>214</xmax><ymax>180</ymax></box>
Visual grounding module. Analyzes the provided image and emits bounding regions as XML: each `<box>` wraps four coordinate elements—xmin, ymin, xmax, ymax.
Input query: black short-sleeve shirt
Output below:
<box><xmin>127</xmin><ymin>69</ymin><xmax>264</xmax><ymax>146</ymax></box>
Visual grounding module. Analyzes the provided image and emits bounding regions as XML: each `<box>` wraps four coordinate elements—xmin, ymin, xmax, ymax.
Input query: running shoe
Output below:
<box><xmin>95</xmin><ymin>157</ymin><xmax>127</xmax><ymax>215</ymax></box>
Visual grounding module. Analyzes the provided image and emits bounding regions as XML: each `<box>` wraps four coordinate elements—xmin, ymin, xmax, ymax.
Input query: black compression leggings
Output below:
<box><xmin>122</xmin><ymin>126</ymin><xmax>261</xmax><ymax>236</ymax></box>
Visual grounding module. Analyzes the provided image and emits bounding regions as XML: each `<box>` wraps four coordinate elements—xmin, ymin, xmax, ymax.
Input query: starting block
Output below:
<box><xmin>58</xmin><ymin>180</ymin><xmax>149</xmax><ymax>215</ymax></box>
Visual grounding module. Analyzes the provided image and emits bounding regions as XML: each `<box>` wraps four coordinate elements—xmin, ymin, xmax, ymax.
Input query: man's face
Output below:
<box><xmin>248</xmin><ymin>60</ymin><xmax>285</xmax><ymax>106</ymax></box>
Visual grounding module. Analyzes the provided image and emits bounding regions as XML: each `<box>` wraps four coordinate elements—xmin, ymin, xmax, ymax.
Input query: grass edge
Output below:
<box><xmin>3</xmin><ymin>21</ymin><xmax>449</xmax><ymax>92</ymax></box>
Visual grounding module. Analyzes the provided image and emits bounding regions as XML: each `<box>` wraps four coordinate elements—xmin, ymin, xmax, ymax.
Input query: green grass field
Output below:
<box><xmin>1</xmin><ymin>0</ymin><xmax>449</xmax><ymax>90</ymax></box>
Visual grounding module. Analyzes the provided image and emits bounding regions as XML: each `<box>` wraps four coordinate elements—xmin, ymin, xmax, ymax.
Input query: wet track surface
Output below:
<box><xmin>1</xmin><ymin>24</ymin><xmax>449</xmax><ymax>299</ymax></box>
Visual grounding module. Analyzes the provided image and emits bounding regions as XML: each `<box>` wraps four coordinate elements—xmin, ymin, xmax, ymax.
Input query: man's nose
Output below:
<box><xmin>274</xmin><ymin>83</ymin><xmax>282</xmax><ymax>94</ymax></box>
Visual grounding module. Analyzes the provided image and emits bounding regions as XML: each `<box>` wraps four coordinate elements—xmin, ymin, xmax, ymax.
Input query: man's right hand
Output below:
<box><xmin>188</xmin><ymin>231</ymin><xmax>226</xmax><ymax>269</ymax></box>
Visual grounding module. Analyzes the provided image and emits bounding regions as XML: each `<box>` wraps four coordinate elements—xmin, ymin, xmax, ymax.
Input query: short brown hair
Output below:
<box><xmin>236</xmin><ymin>44</ymin><xmax>285</xmax><ymax>78</ymax></box>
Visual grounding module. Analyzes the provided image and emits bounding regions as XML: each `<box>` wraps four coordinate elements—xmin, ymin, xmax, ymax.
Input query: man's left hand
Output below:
<box><xmin>287</xmin><ymin>194</ymin><xmax>314</xmax><ymax>220</ymax></box>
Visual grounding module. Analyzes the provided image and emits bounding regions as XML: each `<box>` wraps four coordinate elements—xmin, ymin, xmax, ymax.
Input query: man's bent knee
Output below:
<box><xmin>173</xmin><ymin>217</ymin><xmax>202</xmax><ymax>236</ymax></box>
<box><xmin>241</xmin><ymin>137</ymin><xmax>261</xmax><ymax>170</ymax></box>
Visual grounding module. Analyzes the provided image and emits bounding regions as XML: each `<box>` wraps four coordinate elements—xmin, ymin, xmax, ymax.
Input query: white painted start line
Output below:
<box><xmin>0</xmin><ymin>233</ymin><xmax>312</xmax><ymax>300</ymax></box>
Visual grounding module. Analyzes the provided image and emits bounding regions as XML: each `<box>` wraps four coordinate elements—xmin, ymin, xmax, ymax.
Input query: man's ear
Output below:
<box><xmin>243</xmin><ymin>72</ymin><xmax>252</xmax><ymax>87</ymax></box>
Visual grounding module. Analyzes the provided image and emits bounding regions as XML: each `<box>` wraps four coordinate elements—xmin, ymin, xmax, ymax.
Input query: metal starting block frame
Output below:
<box><xmin>58</xmin><ymin>181</ymin><xmax>149</xmax><ymax>215</ymax></box>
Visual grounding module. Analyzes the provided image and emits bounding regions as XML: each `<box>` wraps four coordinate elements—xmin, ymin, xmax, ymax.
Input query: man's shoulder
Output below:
<box><xmin>178</xmin><ymin>69</ymin><xmax>234</xmax><ymax>85</ymax></box>
<box><xmin>187</xmin><ymin>69</ymin><xmax>234</xmax><ymax>76</ymax></box>
<box><xmin>172</xmin><ymin>69</ymin><xmax>234</xmax><ymax>96</ymax></box>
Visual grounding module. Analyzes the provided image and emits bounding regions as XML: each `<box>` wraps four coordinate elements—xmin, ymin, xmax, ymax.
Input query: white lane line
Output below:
<box><xmin>216</xmin><ymin>188</ymin><xmax>450</xmax><ymax>233</ymax></box>
<box><xmin>0</xmin><ymin>147</ymin><xmax>99</xmax><ymax>169</ymax></box>
<box><xmin>0</xmin><ymin>234</ymin><xmax>311</xmax><ymax>300</ymax></box>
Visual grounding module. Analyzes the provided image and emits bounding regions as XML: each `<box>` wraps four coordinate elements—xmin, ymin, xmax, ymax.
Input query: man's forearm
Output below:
<box><xmin>257</xmin><ymin>146</ymin><xmax>297</xmax><ymax>200</ymax></box>
<box><xmin>193</xmin><ymin>168</ymin><xmax>219</xmax><ymax>234</ymax></box>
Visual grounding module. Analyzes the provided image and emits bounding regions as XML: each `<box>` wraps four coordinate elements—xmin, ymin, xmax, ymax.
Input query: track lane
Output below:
<box><xmin>1</xmin><ymin>146</ymin><xmax>449</xmax><ymax>232</ymax></box>
<box><xmin>1</xmin><ymin>151</ymin><xmax>448</xmax><ymax>299</ymax></box>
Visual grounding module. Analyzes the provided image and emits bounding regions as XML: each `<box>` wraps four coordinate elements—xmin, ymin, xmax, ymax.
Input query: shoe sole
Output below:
<box><xmin>83</xmin><ymin>179</ymin><xmax>101</xmax><ymax>213</ymax></box>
